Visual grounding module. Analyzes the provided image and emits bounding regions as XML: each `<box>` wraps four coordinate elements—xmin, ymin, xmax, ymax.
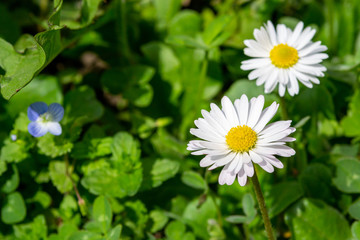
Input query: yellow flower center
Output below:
<box><xmin>225</xmin><ymin>125</ymin><xmax>257</xmax><ymax>153</ymax></box>
<box><xmin>270</xmin><ymin>44</ymin><xmax>299</xmax><ymax>68</ymax></box>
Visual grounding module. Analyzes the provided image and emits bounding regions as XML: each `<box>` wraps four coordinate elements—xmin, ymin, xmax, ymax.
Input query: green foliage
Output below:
<box><xmin>0</xmin><ymin>0</ymin><xmax>359</xmax><ymax>239</ymax></box>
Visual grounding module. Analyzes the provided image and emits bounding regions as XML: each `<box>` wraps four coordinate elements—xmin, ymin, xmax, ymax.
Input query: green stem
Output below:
<box><xmin>64</xmin><ymin>154</ymin><xmax>84</xmax><ymax>208</ymax></box>
<box><xmin>251</xmin><ymin>168</ymin><xmax>275</xmax><ymax>240</ymax></box>
<box><xmin>279</xmin><ymin>97</ymin><xmax>289</xmax><ymax>120</ymax></box>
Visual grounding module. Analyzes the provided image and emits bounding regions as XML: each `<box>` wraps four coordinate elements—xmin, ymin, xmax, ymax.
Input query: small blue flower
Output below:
<box><xmin>27</xmin><ymin>102</ymin><xmax>64</xmax><ymax>137</ymax></box>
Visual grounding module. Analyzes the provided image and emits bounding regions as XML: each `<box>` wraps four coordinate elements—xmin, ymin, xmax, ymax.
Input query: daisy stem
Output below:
<box><xmin>279</xmin><ymin>97</ymin><xmax>289</xmax><ymax>120</ymax></box>
<box><xmin>251</xmin><ymin>168</ymin><xmax>275</xmax><ymax>240</ymax></box>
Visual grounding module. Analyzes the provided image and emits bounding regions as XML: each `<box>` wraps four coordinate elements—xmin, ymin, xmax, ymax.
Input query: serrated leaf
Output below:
<box><xmin>349</xmin><ymin>199</ymin><xmax>360</xmax><ymax>220</ymax></box>
<box><xmin>1</xmin><ymin>164</ymin><xmax>19</xmax><ymax>193</ymax></box>
<box><xmin>151</xmin><ymin>159</ymin><xmax>180</xmax><ymax>188</ymax></box>
<box><xmin>49</xmin><ymin>161</ymin><xmax>78</xmax><ymax>194</ymax></box>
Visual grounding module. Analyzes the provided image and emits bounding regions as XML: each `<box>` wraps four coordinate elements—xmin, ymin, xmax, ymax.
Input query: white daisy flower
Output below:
<box><xmin>187</xmin><ymin>95</ymin><xmax>296</xmax><ymax>186</ymax></box>
<box><xmin>241</xmin><ymin>20</ymin><xmax>328</xmax><ymax>97</ymax></box>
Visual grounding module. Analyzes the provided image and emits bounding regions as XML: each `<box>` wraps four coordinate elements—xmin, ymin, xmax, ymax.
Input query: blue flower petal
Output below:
<box><xmin>48</xmin><ymin>103</ymin><xmax>64</xmax><ymax>122</ymax></box>
<box><xmin>28</xmin><ymin>102</ymin><xmax>48</xmax><ymax>121</ymax></box>
<box><xmin>28</xmin><ymin>122</ymin><xmax>48</xmax><ymax>137</ymax></box>
<box><xmin>47</xmin><ymin>122</ymin><xmax>62</xmax><ymax>136</ymax></box>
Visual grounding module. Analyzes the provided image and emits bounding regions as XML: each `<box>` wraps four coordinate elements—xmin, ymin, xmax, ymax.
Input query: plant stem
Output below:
<box><xmin>251</xmin><ymin>168</ymin><xmax>275</xmax><ymax>240</ymax></box>
<box><xmin>279</xmin><ymin>97</ymin><xmax>289</xmax><ymax>120</ymax></box>
<box><xmin>64</xmin><ymin>154</ymin><xmax>84</xmax><ymax>207</ymax></box>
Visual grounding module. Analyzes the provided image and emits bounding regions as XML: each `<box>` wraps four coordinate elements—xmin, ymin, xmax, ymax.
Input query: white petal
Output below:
<box><xmin>253</xmin><ymin>102</ymin><xmax>279</xmax><ymax>133</ymax></box>
<box><xmin>287</xmin><ymin>21</ymin><xmax>304</xmax><ymax>46</ymax></box>
<box><xmin>258</xmin><ymin>160</ymin><xmax>274</xmax><ymax>173</ymax></box>
<box><xmin>221</xmin><ymin>96</ymin><xmax>239</xmax><ymax>127</ymax></box>
<box><xmin>234</xmin><ymin>94</ymin><xmax>249</xmax><ymax>125</ymax></box>
<box><xmin>190</xmin><ymin>128</ymin><xmax>224</xmax><ymax>143</ymax></box>
<box><xmin>259</xmin><ymin>120</ymin><xmax>292</xmax><ymax>136</ymax></box>
<box><xmin>47</xmin><ymin>122</ymin><xmax>62</xmax><ymax>136</ymax></box>
<box><xmin>265</xmin><ymin>20</ymin><xmax>278</xmax><ymax>46</ymax></box>
<box><xmin>244</xmin><ymin>161</ymin><xmax>254</xmax><ymax>177</ymax></box>
<box><xmin>246</xmin><ymin>95</ymin><xmax>265</xmax><ymax>128</ymax></box>
<box><xmin>237</xmin><ymin>168</ymin><xmax>248</xmax><ymax>186</ymax></box>
<box><xmin>249</xmin><ymin>150</ymin><xmax>263</xmax><ymax>164</ymax></box>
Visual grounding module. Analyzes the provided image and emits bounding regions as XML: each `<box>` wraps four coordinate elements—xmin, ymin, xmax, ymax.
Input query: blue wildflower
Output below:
<box><xmin>27</xmin><ymin>102</ymin><xmax>64</xmax><ymax>137</ymax></box>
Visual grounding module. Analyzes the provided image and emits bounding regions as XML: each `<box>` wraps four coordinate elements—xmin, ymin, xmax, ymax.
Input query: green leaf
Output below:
<box><xmin>107</xmin><ymin>225</ymin><xmax>122</xmax><ymax>240</ymax></box>
<box><xmin>154</xmin><ymin>0</ymin><xmax>182</xmax><ymax>27</ymax></box>
<box><xmin>0</xmin><ymin>138</ymin><xmax>29</xmax><ymax>163</ymax></box>
<box><xmin>37</xmin><ymin>134</ymin><xmax>73</xmax><ymax>158</ymax></box>
<box><xmin>1</xmin><ymin>164</ymin><xmax>19</xmax><ymax>193</ymax></box>
<box><xmin>168</xmin><ymin>10</ymin><xmax>201</xmax><ymax>36</ymax></box>
<box><xmin>72</xmin><ymin>137</ymin><xmax>112</xmax><ymax>160</ymax></box>
<box><xmin>0</xmin><ymin>35</ymin><xmax>46</xmax><ymax>99</ymax></box>
<box><xmin>49</xmin><ymin>161</ymin><xmax>78</xmax><ymax>194</ymax></box>
<box><xmin>202</xmin><ymin>15</ymin><xmax>232</xmax><ymax>45</ymax></box>
<box><xmin>352</xmin><ymin>221</ymin><xmax>360</xmax><ymax>240</ymax></box>
<box><xmin>68</xmin><ymin>231</ymin><xmax>102</xmax><ymax>240</ymax></box>
<box><xmin>266</xmin><ymin>181</ymin><xmax>304</xmax><ymax>218</ymax></box>
<box><xmin>150</xmin><ymin>210</ymin><xmax>169</xmax><ymax>233</ymax></box>
<box><xmin>64</xmin><ymin>86</ymin><xmax>104</xmax><ymax>127</ymax></box>
<box><xmin>181</xmin><ymin>171</ymin><xmax>207</xmax><ymax>190</ymax></box>
<box><xmin>285</xmin><ymin>198</ymin><xmax>351</xmax><ymax>240</ymax></box>
<box><xmin>183</xmin><ymin>197</ymin><xmax>217</xmax><ymax>239</ymax></box>
<box><xmin>165</xmin><ymin>35</ymin><xmax>207</xmax><ymax>50</ymax></box>
<box><xmin>151</xmin><ymin>159</ymin><xmax>180</xmax><ymax>188</ymax></box>
<box><xmin>1</xmin><ymin>191</ymin><xmax>26</xmax><ymax>224</ymax></box>
<box><xmin>5</xmin><ymin>75</ymin><xmax>63</xmax><ymax>118</ymax></box>
<box><xmin>13</xmin><ymin>215</ymin><xmax>47</xmax><ymax>240</ymax></box>
<box><xmin>341</xmin><ymin>90</ymin><xmax>360</xmax><ymax>137</ymax></box>
<box><xmin>150</xmin><ymin>128</ymin><xmax>187</xmax><ymax>159</ymax></box>
<box><xmin>242</xmin><ymin>193</ymin><xmax>256</xmax><ymax>218</ymax></box>
<box><xmin>93</xmin><ymin>196</ymin><xmax>112</xmax><ymax>234</ymax></box>
<box><xmin>333</xmin><ymin>159</ymin><xmax>360</xmax><ymax>193</ymax></box>
<box><xmin>225</xmin><ymin>79</ymin><xmax>278</xmax><ymax>106</ymax></box>
<box><xmin>34</xmin><ymin>0</ymin><xmax>63</xmax><ymax>67</ymax></box>
<box><xmin>349</xmin><ymin>199</ymin><xmax>360</xmax><ymax>220</ymax></box>
<box><xmin>165</xmin><ymin>220</ymin><xmax>187</xmax><ymax>240</ymax></box>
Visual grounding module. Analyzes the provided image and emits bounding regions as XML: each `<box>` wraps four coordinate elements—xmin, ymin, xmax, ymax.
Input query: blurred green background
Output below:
<box><xmin>0</xmin><ymin>0</ymin><xmax>360</xmax><ymax>239</ymax></box>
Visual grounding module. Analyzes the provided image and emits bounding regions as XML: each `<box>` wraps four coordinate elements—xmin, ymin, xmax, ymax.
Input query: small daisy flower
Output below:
<box><xmin>241</xmin><ymin>21</ymin><xmax>328</xmax><ymax>97</ymax></box>
<box><xmin>27</xmin><ymin>102</ymin><xmax>64</xmax><ymax>137</ymax></box>
<box><xmin>187</xmin><ymin>95</ymin><xmax>296</xmax><ymax>186</ymax></box>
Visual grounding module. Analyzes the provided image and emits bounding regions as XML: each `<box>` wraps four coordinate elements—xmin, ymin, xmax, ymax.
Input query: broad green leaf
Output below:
<box><xmin>0</xmin><ymin>35</ymin><xmax>46</xmax><ymax>99</ymax></box>
<box><xmin>124</xmin><ymin>200</ymin><xmax>148</xmax><ymax>239</ymax></box>
<box><xmin>93</xmin><ymin>196</ymin><xmax>112</xmax><ymax>234</ymax></box>
<box><xmin>352</xmin><ymin>221</ymin><xmax>360</xmax><ymax>240</ymax></box>
<box><xmin>333</xmin><ymin>159</ymin><xmax>360</xmax><ymax>193</ymax></box>
<box><xmin>285</xmin><ymin>198</ymin><xmax>351</xmax><ymax>240</ymax></box>
<box><xmin>68</xmin><ymin>231</ymin><xmax>102</xmax><ymax>240</ymax></box>
<box><xmin>165</xmin><ymin>220</ymin><xmax>186</xmax><ymax>240</ymax></box>
<box><xmin>332</xmin><ymin>144</ymin><xmax>359</xmax><ymax>157</ymax></box>
<box><xmin>60</xmin><ymin>195</ymin><xmax>78</xmax><ymax>220</ymax></box>
<box><xmin>242</xmin><ymin>193</ymin><xmax>256</xmax><ymax>218</ymax></box>
<box><xmin>150</xmin><ymin>128</ymin><xmax>187</xmax><ymax>159</ymax></box>
<box><xmin>151</xmin><ymin>159</ymin><xmax>180</xmax><ymax>188</ymax></box>
<box><xmin>266</xmin><ymin>181</ymin><xmax>304</xmax><ymax>218</ymax></box>
<box><xmin>154</xmin><ymin>0</ymin><xmax>182</xmax><ymax>27</ymax></box>
<box><xmin>150</xmin><ymin>210</ymin><xmax>169</xmax><ymax>233</ymax></box>
<box><xmin>165</xmin><ymin>35</ymin><xmax>207</xmax><ymax>50</ymax></box>
<box><xmin>341</xmin><ymin>90</ymin><xmax>360</xmax><ymax>137</ymax></box>
<box><xmin>183</xmin><ymin>197</ymin><xmax>217</xmax><ymax>239</ymax></box>
<box><xmin>13</xmin><ymin>215</ymin><xmax>47</xmax><ymax>240</ymax></box>
<box><xmin>1</xmin><ymin>191</ymin><xmax>26</xmax><ymax>224</ymax></box>
<box><xmin>111</xmin><ymin>132</ymin><xmax>141</xmax><ymax>170</ymax></box>
<box><xmin>1</xmin><ymin>164</ymin><xmax>19</xmax><ymax>193</ymax></box>
<box><xmin>349</xmin><ymin>199</ymin><xmax>360</xmax><ymax>220</ymax></box>
<box><xmin>181</xmin><ymin>171</ymin><xmax>207</xmax><ymax>190</ymax></box>
<box><xmin>35</xmin><ymin>0</ymin><xmax>63</xmax><ymax>67</ymax></box>
<box><xmin>49</xmin><ymin>161</ymin><xmax>78</xmax><ymax>194</ymax></box>
<box><xmin>63</xmin><ymin>86</ymin><xmax>104</xmax><ymax>126</ymax></box>
<box><xmin>168</xmin><ymin>10</ymin><xmax>201</xmax><ymax>36</ymax></box>
<box><xmin>225</xmin><ymin>79</ymin><xmax>278</xmax><ymax>106</ymax></box>
<box><xmin>5</xmin><ymin>75</ymin><xmax>63</xmax><ymax>118</ymax></box>
<box><xmin>107</xmin><ymin>225</ymin><xmax>122</xmax><ymax>240</ymax></box>
<box><xmin>0</xmin><ymin>160</ymin><xmax>7</xmax><ymax>177</ymax></box>
<box><xmin>31</xmin><ymin>191</ymin><xmax>52</xmax><ymax>209</ymax></box>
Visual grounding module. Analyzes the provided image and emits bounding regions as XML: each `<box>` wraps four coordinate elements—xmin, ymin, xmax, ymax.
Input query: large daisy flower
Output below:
<box><xmin>241</xmin><ymin>21</ymin><xmax>328</xmax><ymax>97</ymax></box>
<box><xmin>187</xmin><ymin>95</ymin><xmax>295</xmax><ymax>186</ymax></box>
